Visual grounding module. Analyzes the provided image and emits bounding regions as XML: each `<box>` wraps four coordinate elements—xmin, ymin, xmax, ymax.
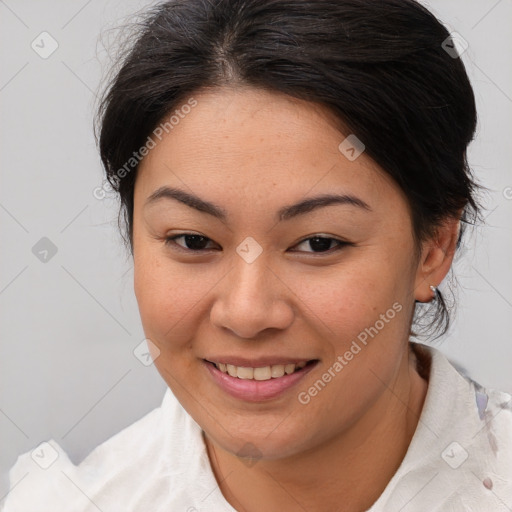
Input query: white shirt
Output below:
<box><xmin>2</xmin><ymin>343</ymin><xmax>512</xmax><ymax>512</ymax></box>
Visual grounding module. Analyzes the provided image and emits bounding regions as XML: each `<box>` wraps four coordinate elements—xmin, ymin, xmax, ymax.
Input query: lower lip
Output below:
<box><xmin>204</xmin><ymin>360</ymin><xmax>317</xmax><ymax>402</ymax></box>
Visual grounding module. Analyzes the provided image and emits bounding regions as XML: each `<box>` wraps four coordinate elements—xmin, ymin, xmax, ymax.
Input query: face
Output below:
<box><xmin>133</xmin><ymin>86</ymin><xmax>421</xmax><ymax>460</ymax></box>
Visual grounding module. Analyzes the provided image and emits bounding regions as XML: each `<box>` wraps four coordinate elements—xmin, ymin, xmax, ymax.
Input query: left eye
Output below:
<box><xmin>292</xmin><ymin>236</ymin><xmax>347</xmax><ymax>253</ymax></box>
<box><xmin>165</xmin><ymin>234</ymin><xmax>348</xmax><ymax>254</ymax></box>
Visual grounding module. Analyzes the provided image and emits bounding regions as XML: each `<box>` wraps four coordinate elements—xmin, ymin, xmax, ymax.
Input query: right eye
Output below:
<box><xmin>164</xmin><ymin>233</ymin><xmax>218</xmax><ymax>252</ymax></box>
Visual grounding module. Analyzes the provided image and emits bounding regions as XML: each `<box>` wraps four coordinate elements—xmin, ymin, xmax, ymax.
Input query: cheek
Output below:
<box><xmin>293</xmin><ymin>250</ymin><xmax>414</xmax><ymax>410</ymax></box>
<box><xmin>290</xmin><ymin>266</ymin><xmax>410</xmax><ymax>438</ymax></box>
<box><xmin>295</xmin><ymin>255</ymin><xmax>409</xmax><ymax>345</ymax></box>
<box><xmin>133</xmin><ymin>248</ymin><xmax>219</xmax><ymax>355</ymax></box>
<box><xmin>134</xmin><ymin>249</ymin><xmax>188</xmax><ymax>342</ymax></box>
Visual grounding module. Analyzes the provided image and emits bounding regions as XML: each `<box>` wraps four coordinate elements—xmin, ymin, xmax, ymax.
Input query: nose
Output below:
<box><xmin>210</xmin><ymin>256</ymin><xmax>294</xmax><ymax>339</ymax></box>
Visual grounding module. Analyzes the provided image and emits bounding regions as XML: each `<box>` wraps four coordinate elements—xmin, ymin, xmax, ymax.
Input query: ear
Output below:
<box><xmin>414</xmin><ymin>214</ymin><xmax>461</xmax><ymax>303</ymax></box>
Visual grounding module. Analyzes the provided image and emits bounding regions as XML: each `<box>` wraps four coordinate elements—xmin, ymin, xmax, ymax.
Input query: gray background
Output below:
<box><xmin>1</xmin><ymin>0</ymin><xmax>511</xmax><ymax>497</ymax></box>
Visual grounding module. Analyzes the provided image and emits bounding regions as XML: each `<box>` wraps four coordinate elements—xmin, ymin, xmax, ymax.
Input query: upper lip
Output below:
<box><xmin>204</xmin><ymin>356</ymin><xmax>316</xmax><ymax>367</ymax></box>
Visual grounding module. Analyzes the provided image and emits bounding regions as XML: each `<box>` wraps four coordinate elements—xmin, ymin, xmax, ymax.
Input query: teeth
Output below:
<box><xmin>237</xmin><ymin>366</ymin><xmax>254</xmax><ymax>379</ymax></box>
<box><xmin>214</xmin><ymin>361</ymin><xmax>309</xmax><ymax>380</ymax></box>
<box><xmin>253</xmin><ymin>366</ymin><xmax>271</xmax><ymax>380</ymax></box>
<box><xmin>284</xmin><ymin>363</ymin><xmax>295</xmax><ymax>375</ymax></box>
<box><xmin>271</xmin><ymin>364</ymin><xmax>285</xmax><ymax>378</ymax></box>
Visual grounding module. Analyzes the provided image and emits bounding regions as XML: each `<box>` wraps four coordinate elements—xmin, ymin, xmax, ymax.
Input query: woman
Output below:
<box><xmin>4</xmin><ymin>0</ymin><xmax>511</xmax><ymax>510</ymax></box>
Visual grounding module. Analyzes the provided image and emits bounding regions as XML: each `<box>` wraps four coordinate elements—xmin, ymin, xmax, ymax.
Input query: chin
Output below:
<box><xmin>203</xmin><ymin>413</ymin><xmax>318</xmax><ymax>461</ymax></box>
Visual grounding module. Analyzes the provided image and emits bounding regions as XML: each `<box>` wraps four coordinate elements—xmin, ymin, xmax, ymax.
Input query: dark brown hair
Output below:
<box><xmin>96</xmin><ymin>0</ymin><xmax>482</xmax><ymax>339</ymax></box>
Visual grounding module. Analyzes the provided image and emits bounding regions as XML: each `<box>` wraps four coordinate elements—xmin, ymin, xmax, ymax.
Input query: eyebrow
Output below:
<box><xmin>144</xmin><ymin>186</ymin><xmax>371</xmax><ymax>222</ymax></box>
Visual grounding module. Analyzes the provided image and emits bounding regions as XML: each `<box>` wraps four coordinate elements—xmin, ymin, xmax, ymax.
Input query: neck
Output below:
<box><xmin>204</xmin><ymin>345</ymin><xmax>428</xmax><ymax>512</ymax></box>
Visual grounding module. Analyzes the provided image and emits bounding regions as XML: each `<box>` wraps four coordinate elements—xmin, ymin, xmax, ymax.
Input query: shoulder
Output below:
<box><xmin>3</xmin><ymin>389</ymin><xmax>233</xmax><ymax>512</ymax></box>
<box><xmin>421</xmin><ymin>344</ymin><xmax>512</xmax><ymax>472</ymax></box>
<box><xmin>370</xmin><ymin>344</ymin><xmax>512</xmax><ymax>511</ymax></box>
<box><xmin>2</xmin><ymin>390</ymin><xmax>180</xmax><ymax>512</ymax></box>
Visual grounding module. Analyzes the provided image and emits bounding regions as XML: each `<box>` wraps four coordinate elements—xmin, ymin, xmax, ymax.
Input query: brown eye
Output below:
<box><xmin>292</xmin><ymin>236</ymin><xmax>349</xmax><ymax>254</ymax></box>
<box><xmin>163</xmin><ymin>233</ymin><xmax>350</xmax><ymax>255</ymax></box>
<box><xmin>165</xmin><ymin>234</ymin><xmax>216</xmax><ymax>252</ymax></box>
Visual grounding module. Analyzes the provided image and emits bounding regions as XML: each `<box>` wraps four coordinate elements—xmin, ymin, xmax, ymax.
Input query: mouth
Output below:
<box><xmin>205</xmin><ymin>360</ymin><xmax>316</xmax><ymax>381</ymax></box>
<box><xmin>203</xmin><ymin>358</ymin><xmax>319</xmax><ymax>402</ymax></box>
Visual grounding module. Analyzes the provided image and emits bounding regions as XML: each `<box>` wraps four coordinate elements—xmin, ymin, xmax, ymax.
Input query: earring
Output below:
<box><xmin>429</xmin><ymin>285</ymin><xmax>438</xmax><ymax>301</ymax></box>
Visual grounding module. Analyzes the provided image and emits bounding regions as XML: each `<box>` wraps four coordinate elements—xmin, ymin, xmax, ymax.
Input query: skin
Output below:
<box><xmin>132</xmin><ymin>86</ymin><xmax>460</xmax><ymax>512</ymax></box>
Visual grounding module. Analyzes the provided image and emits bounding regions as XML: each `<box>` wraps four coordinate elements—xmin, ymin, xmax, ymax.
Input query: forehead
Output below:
<box><xmin>135</xmin><ymin>86</ymin><xmax>402</xmax><ymax>212</ymax></box>
<box><xmin>146</xmin><ymin>87</ymin><xmax>351</xmax><ymax>163</ymax></box>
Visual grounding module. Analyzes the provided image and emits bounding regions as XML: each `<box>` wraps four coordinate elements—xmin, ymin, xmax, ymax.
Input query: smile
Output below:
<box><xmin>203</xmin><ymin>358</ymin><xmax>318</xmax><ymax>401</ymax></box>
<box><xmin>209</xmin><ymin>361</ymin><xmax>308</xmax><ymax>381</ymax></box>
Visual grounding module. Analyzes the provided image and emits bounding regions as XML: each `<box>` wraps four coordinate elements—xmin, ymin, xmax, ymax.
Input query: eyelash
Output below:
<box><xmin>163</xmin><ymin>233</ymin><xmax>350</xmax><ymax>255</ymax></box>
